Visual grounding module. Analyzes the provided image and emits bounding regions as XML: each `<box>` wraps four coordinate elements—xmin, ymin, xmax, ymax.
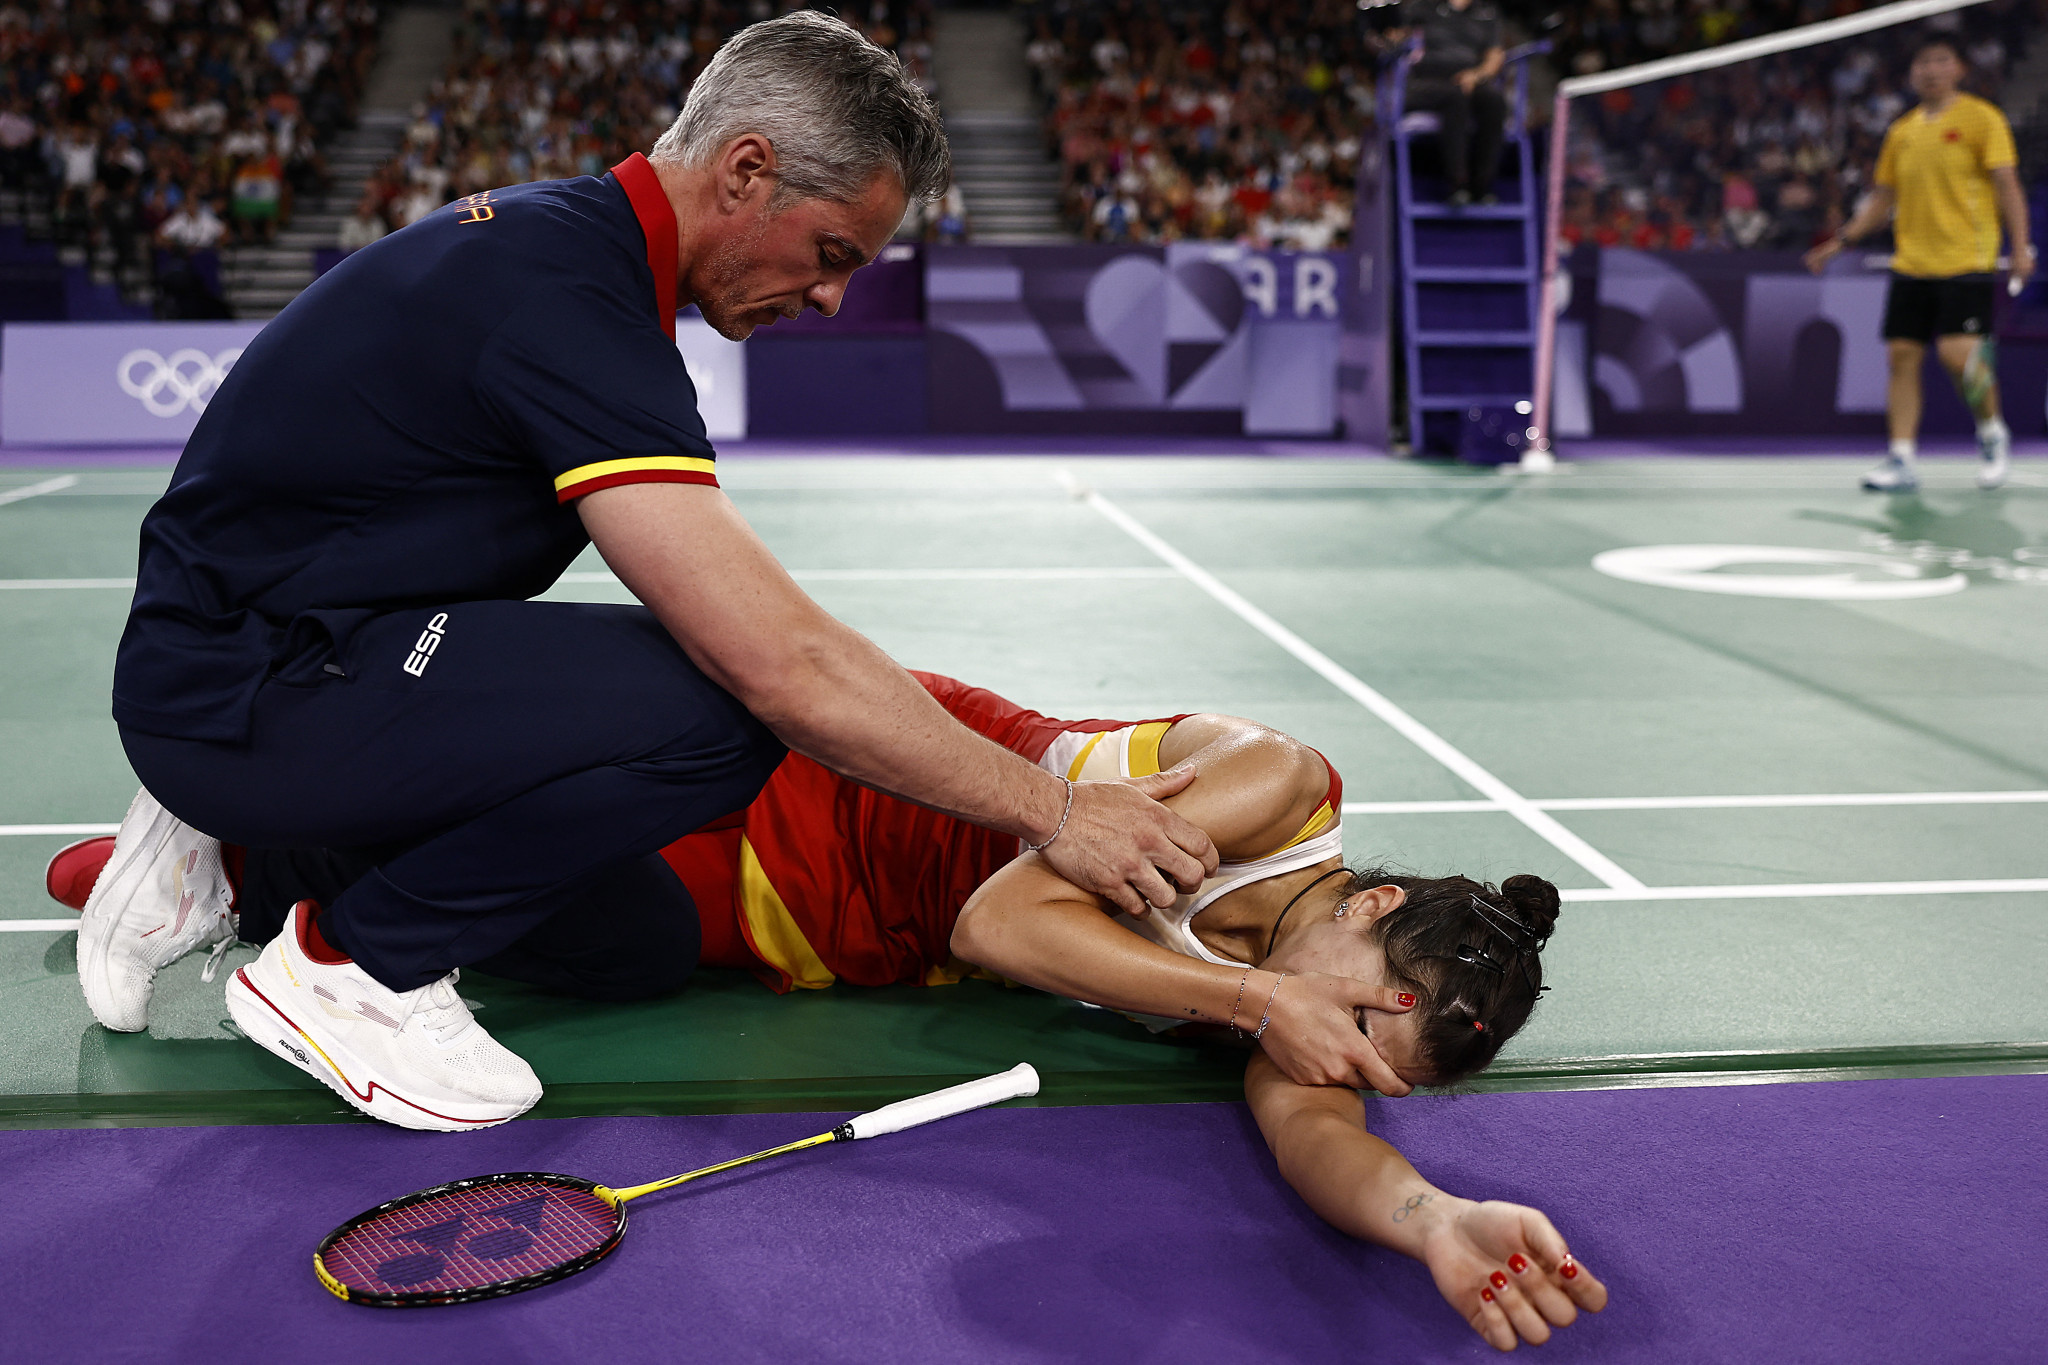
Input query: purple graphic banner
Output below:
<box><xmin>1587</xmin><ymin>249</ymin><xmax>2044</xmax><ymax>438</ymax></box>
<box><xmin>2</xmin><ymin>320</ymin><xmax>267</xmax><ymax>446</ymax></box>
<box><xmin>925</xmin><ymin>244</ymin><xmax>1348</xmax><ymax>437</ymax></box>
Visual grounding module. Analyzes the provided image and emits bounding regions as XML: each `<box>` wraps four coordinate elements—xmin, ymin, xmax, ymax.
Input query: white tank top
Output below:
<box><xmin>1036</xmin><ymin>723</ymin><xmax>1344</xmax><ymax>972</ymax></box>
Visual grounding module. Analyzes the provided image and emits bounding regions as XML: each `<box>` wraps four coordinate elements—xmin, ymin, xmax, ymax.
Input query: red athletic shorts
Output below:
<box><xmin>659</xmin><ymin>672</ymin><xmax>1178</xmax><ymax>991</ymax></box>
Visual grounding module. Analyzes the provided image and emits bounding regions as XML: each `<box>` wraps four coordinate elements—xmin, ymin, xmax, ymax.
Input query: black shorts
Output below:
<box><xmin>1882</xmin><ymin>273</ymin><xmax>1996</xmax><ymax>343</ymax></box>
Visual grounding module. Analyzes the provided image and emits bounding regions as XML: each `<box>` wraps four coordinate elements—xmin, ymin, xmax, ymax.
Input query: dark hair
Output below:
<box><xmin>1911</xmin><ymin>36</ymin><xmax>1964</xmax><ymax>63</ymax></box>
<box><xmin>1348</xmin><ymin>866</ymin><xmax>1560</xmax><ymax>1084</ymax></box>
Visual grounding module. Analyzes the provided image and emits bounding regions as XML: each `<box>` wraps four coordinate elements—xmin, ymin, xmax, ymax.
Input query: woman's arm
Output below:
<box><xmin>1244</xmin><ymin>1052</ymin><xmax>1608</xmax><ymax>1352</ymax></box>
<box><xmin>951</xmin><ymin>720</ymin><xmax>1416</xmax><ymax>1095</ymax></box>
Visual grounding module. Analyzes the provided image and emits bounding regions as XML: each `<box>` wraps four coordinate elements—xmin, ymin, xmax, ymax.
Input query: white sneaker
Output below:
<box><xmin>1978</xmin><ymin>426</ymin><xmax>2011</xmax><ymax>490</ymax></box>
<box><xmin>1861</xmin><ymin>456</ymin><xmax>1919</xmax><ymax>492</ymax></box>
<box><xmin>77</xmin><ymin>787</ymin><xmax>237</xmax><ymax>1032</ymax></box>
<box><xmin>224</xmin><ymin>901</ymin><xmax>541</xmax><ymax>1131</ymax></box>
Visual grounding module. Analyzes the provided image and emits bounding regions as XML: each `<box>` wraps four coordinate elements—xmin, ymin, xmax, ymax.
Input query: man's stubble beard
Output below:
<box><xmin>695</xmin><ymin>211</ymin><xmax>786</xmax><ymax>341</ymax></box>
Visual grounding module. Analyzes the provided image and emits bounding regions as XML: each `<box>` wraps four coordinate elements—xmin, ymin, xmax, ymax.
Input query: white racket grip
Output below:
<box><xmin>844</xmin><ymin>1063</ymin><xmax>1040</xmax><ymax>1140</ymax></box>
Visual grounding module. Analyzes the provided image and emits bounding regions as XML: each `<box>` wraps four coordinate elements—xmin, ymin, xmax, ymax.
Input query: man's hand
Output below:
<box><xmin>2013</xmin><ymin>241</ymin><xmax>2037</xmax><ymax>290</ymax></box>
<box><xmin>1037</xmin><ymin>766</ymin><xmax>1218</xmax><ymax>917</ymax></box>
<box><xmin>1454</xmin><ymin>67</ymin><xmax>1481</xmax><ymax>93</ymax></box>
<box><xmin>1418</xmin><ymin>1200</ymin><xmax>1608</xmax><ymax>1352</ymax></box>
<box><xmin>1804</xmin><ymin>236</ymin><xmax>1845</xmax><ymax>274</ymax></box>
<box><xmin>1256</xmin><ymin>972</ymin><xmax>1417</xmax><ymax>1097</ymax></box>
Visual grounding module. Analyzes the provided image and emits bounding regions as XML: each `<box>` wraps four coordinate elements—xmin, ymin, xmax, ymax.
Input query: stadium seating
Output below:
<box><xmin>0</xmin><ymin>0</ymin><xmax>385</xmax><ymax>317</ymax></box>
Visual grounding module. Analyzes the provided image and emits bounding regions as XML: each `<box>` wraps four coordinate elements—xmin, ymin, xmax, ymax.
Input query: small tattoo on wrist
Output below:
<box><xmin>1391</xmin><ymin>1191</ymin><xmax>1435</xmax><ymax>1224</ymax></box>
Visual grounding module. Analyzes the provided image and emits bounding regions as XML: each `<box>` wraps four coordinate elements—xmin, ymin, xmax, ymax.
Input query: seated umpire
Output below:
<box><xmin>1395</xmin><ymin>0</ymin><xmax>1508</xmax><ymax>207</ymax></box>
<box><xmin>78</xmin><ymin>12</ymin><xmax>1218</xmax><ymax>1132</ymax></box>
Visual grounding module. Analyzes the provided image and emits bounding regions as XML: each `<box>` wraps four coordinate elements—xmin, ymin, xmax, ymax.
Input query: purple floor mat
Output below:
<box><xmin>1</xmin><ymin>1074</ymin><xmax>2038</xmax><ymax>1363</ymax></box>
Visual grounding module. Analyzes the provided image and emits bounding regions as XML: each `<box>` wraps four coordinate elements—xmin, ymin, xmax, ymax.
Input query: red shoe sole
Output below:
<box><xmin>46</xmin><ymin>836</ymin><xmax>117</xmax><ymax>911</ymax></box>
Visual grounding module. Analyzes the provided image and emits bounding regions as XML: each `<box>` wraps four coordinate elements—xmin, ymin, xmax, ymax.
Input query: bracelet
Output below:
<box><xmin>1228</xmin><ymin>967</ymin><xmax>1253</xmax><ymax>1037</ymax></box>
<box><xmin>1024</xmin><ymin>776</ymin><xmax>1074</xmax><ymax>853</ymax></box>
<box><xmin>1251</xmin><ymin>972</ymin><xmax>1290</xmax><ymax>1042</ymax></box>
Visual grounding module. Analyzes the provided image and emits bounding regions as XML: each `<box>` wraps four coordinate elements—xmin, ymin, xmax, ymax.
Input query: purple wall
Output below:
<box><xmin>1584</xmin><ymin>248</ymin><xmax>2042</xmax><ymax>438</ymax></box>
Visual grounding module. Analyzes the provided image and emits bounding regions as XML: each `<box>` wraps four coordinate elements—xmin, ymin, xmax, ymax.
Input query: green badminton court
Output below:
<box><xmin>2</xmin><ymin>454</ymin><xmax>2044</xmax><ymax>1128</ymax></box>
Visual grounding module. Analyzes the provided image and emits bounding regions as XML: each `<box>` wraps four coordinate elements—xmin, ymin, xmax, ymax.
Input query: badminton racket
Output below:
<box><xmin>314</xmin><ymin>1062</ymin><xmax>1040</xmax><ymax>1307</ymax></box>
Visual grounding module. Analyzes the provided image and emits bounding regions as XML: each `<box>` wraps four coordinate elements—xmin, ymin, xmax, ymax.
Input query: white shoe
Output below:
<box><xmin>1978</xmin><ymin>426</ymin><xmax>2011</xmax><ymax>490</ymax></box>
<box><xmin>1861</xmin><ymin>455</ymin><xmax>1919</xmax><ymax>492</ymax></box>
<box><xmin>76</xmin><ymin>787</ymin><xmax>237</xmax><ymax>1032</ymax></box>
<box><xmin>225</xmin><ymin>901</ymin><xmax>541</xmax><ymax>1131</ymax></box>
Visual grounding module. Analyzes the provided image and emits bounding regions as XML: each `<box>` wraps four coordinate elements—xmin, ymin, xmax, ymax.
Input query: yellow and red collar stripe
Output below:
<box><xmin>554</xmin><ymin>455</ymin><xmax>718</xmax><ymax>503</ymax></box>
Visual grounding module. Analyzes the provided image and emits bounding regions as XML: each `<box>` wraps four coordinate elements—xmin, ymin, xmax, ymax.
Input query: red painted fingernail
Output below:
<box><xmin>1562</xmin><ymin>1262</ymin><xmax>1580</xmax><ymax>1280</ymax></box>
<box><xmin>1481</xmin><ymin>1288</ymin><xmax>1495</xmax><ymax>1303</ymax></box>
<box><xmin>1396</xmin><ymin>993</ymin><xmax>1416</xmax><ymax>1008</ymax></box>
<box><xmin>1490</xmin><ymin>1271</ymin><xmax>1508</xmax><ymax>1289</ymax></box>
<box><xmin>1508</xmin><ymin>1254</ymin><xmax>1528</xmax><ymax>1274</ymax></box>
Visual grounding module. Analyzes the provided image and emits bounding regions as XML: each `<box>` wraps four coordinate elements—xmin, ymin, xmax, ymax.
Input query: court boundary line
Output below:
<box><xmin>0</xmin><ymin>568</ymin><xmax>1189</xmax><ymax>591</ymax></box>
<box><xmin>1055</xmin><ymin>470</ymin><xmax>1647</xmax><ymax>891</ymax></box>
<box><xmin>0</xmin><ymin>475</ymin><xmax>78</xmax><ymax>508</ymax></box>
<box><xmin>6</xmin><ymin>790</ymin><xmax>2045</xmax><ymax>837</ymax></box>
<box><xmin>1344</xmin><ymin>790</ymin><xmax>2048</xmax><ymax>814</ymax></box>
<box><xmin>0</xmin><ymin>879</ymin><xmax>2033</xmax><ymax>926</ymax></box>
<box><xmin>1562</xmin><ymin>877</ymin><xmax>2048</xmax><ymax>902</ymax></box>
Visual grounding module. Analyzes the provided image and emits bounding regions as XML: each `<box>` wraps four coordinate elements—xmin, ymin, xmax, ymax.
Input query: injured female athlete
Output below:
<box><xmin>50</xmin><ymin>671</ymin><xmax>1607</xmax><ymax>1351</ymax></box>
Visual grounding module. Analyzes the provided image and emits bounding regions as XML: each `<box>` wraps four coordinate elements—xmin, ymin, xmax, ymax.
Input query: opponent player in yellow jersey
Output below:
<box><xmin>1806</xmin><ymin>36</ymin><xmax>2034</xmax><ymax>492</ymax></box>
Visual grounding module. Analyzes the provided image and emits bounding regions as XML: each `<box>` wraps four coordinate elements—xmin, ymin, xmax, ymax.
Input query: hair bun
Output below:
<box><xmin>1500</xmin><ymin>874</ymin><xmax>1561</xmax><ymax>940</ymax></box>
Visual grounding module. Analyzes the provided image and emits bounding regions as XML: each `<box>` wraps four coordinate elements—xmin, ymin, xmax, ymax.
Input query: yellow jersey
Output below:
<box><xmin>1875</xmin><ymin>93</ymin><xmax>2017</xmax><ymax>278</ymax></box>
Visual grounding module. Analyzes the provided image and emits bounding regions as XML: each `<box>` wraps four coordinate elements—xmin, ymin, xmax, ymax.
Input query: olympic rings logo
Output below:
<box><xmin>116</xmin><ymin>347</ymin><xmax>245</xmax><ymax>418</ymax></box>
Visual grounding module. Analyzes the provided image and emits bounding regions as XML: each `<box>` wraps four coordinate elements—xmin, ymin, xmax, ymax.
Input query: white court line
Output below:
<box><xmin>0</xmin><ymin>875</ymin><xmax>2038</xmax><ymax>927</ymax></box>
<box><xmin>0</xmin><ymin>475</ymin><xmax>79</xmax><ymax>507</ymax></box>
<box><xmin>1563</xmin><ymin>878</ymin><xmax>2048</xmax><ymax>903</ymax></box>
<box><xmin>1058</xmin><ymin>470</ymin><xmax>1647</xmax><ymax>891</ymax></box>
<box><xmin>0</xmin><ymin>577</ymin><xmax>136</xmax><ymax>590</ymax></box>
<box><xmin>0</xmin><ymin>568</ymin><xmax>1185</xmax><ymax>592</ymax></box>
<box><xmin>0</xmin><ymin>824</ymin><xmax>118</xmax><ymax>837</ymax></box>
<box><xmin>561</xmin><ymin>567</ymin><xmax>1181</xmax><ymax>584</ymax></box>
<box><xmin>1344</xmin><ymin>791</ymin><xmax>2048</xmax><ymax>815</ymax></box>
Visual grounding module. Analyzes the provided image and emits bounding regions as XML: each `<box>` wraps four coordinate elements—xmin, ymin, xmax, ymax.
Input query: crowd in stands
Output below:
<box><xmin>354</xmin><ymin>0</ymin><xmax>935</xmax><ymax>249</ymax></box>
<box><xmin>1023</xmin><ymin>0</ymin><xmax>1373</xmax><ymax>249</ymax></box>
<box><xmin>1554</xmin><ymin>0</ymin><xmax>2035</xmax><ymax>253</ymax></box>
<box><xmin>0</xmin><ymin>0</ymin><xmax>383</xmax><ymax>314</ymax></box>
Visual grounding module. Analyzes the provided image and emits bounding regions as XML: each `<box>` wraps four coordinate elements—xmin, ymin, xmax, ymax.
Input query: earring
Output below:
<box><xmin>1334</xmin><ymin>897</ymin><xmax>1350</xmax><ymax>918</ymax></box>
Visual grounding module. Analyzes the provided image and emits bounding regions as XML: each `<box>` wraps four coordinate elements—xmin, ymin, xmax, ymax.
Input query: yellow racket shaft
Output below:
<box><xmin>600</xmin><ymin>1130</ymin><xmax>841</xmax><ymax>1204</ymax></box>
<box><xmin>598</xmin><ymin>1064</ymin><xmax>1040</xmax><ymax>1205</ymax></box>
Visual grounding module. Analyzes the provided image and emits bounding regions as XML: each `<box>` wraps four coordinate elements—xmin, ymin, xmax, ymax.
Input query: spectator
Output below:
<box><xmin>1028</xmin><ymin>0</ymin><xmax>1370</xmax><ymax>246</ymax></box>
<box><xmin>157</xmin><ymin>196</ymin><xmax>227</xmax><ymax>254</ymax></box>
<box><xmin>337</xmin><ymin>193</ymin><xmax>387</xmax><ymax>253</ymax></box>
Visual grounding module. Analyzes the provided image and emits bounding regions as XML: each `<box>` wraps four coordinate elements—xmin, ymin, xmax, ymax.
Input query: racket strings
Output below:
<box><xmin>320</xmin><ymin>1177</ymin><xmax>618</xmax><ymax>1296</ymax></box>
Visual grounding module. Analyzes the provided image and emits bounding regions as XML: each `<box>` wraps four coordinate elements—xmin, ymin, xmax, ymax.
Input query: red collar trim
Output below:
<box><xmin>611</xmin><ymin>153</ymin><xmax>678</xmax><ymax>341</ymax></box>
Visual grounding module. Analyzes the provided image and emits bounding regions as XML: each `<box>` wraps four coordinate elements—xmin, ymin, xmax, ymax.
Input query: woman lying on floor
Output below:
<box><xmin>51</xmin><ymin>672</ymin><xmax>1606</xmax><ymax>1350</ymax></box>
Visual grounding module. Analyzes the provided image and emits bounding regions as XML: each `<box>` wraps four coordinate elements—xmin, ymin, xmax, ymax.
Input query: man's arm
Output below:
<box><xmin>1457</xmin><ymin>44</ymin><xmax>1505</xmax><ymax>92</ymax></box>
<box><xmin>577</xmin><ymin>481</ymin><xmax>1218</xmax><ymax>914</ymax></box>
<box><xmin>1991</xmin><ymin>165</ymin><xmax>2035</xmax><ymax>287</ymax></box>
<box><xmin>1804</xmin><ymin>184</ymin><xmax>1895</xmax><ymax>273</ymax></box>
<box><xmin>1245</xmin><ymin>1053</ymin><xmax>1608</xmax><ymax>1352</ymax></box>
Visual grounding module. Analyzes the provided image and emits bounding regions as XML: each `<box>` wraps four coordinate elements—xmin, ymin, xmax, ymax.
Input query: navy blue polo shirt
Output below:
<box><xmin>114</xmin><ymin>155</ymin><xmax>718</xmax><ymax>742</ymax></box>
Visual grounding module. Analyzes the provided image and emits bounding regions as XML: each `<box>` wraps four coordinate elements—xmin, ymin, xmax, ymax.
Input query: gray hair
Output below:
<box><xmin>650</xmin><ymin>10</ymin><xmax>950</xmax><ymax>206</ymax></box>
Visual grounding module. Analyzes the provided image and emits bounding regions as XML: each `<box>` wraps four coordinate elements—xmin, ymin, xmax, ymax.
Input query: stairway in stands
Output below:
<box><xmin>929</xmin><ymin>9</ymin><xmax>1067</xmax><ymax>244</ymax></box>
<box><xmin>224</xmin><ymin>5</ymin><xmax>455</xmax><ymax>319</ymax></box>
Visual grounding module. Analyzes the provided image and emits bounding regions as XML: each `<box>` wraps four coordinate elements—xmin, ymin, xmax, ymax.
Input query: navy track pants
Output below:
<box><xmin>122</xmin><ymin>600</ymin><xmax>785</xmax><ymax>992</ymax></box>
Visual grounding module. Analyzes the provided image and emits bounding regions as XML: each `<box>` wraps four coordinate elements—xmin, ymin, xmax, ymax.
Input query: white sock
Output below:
<box><xmin>1888</xmin><ymin>438</ymin><xmax>1917</xmax><ymax>462</ymax></box>
<box><xmin>1976</xmin><ymin>416</ymin><xmax>2009</xmax><ymax>443</ymax></box>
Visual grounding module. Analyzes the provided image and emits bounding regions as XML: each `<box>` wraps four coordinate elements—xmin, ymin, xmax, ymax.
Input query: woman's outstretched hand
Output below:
<box><xmin>1420</xmin><ymin>1200</ymin><xmax>1608</xmax><ymax>1352</ymax></box>
<box><xmin>1255</xmin><ymin>972</ymin><xmax>1417</xmax><ymax>1097</ymax></box>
